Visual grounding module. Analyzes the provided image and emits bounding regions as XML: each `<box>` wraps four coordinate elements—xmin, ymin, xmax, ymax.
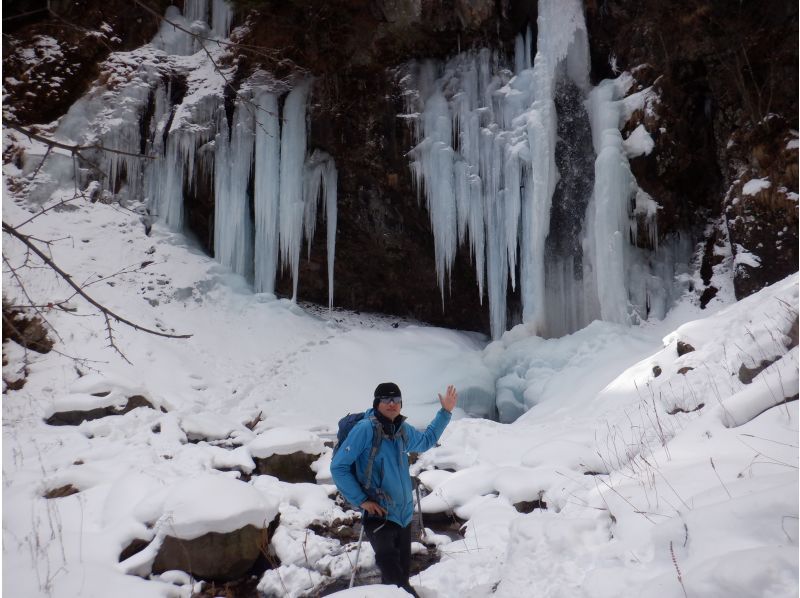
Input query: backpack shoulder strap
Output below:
<box><xmin>399</xmin><ymin>423</ymin><xmax>408</xmax><ymax>447</ymax></box>
<box><xmin>362</xmin><ymin>416</ymin><xmax>384</xmax><ymax>491</ymax></box>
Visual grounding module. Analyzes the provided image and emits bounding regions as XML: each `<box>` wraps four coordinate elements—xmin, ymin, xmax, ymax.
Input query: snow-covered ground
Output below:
<box><xmin>3</xmin><ymin>149</ymin><xmax>798</xmax><ymax>596</ymax></box>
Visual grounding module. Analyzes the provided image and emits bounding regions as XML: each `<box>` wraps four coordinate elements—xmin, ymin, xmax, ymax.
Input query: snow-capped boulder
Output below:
<box><xmin>150</xmin><ymin>474</ymin><xmax>279</xmax><ymax>581</ymax></box>
<box><xmin>179</xmin><ymin>411</ymin><xmax>252</xmax><ymax>443</ymax></box>
<box><xmin>44</xmin><ymin>392</ymin><xmax>155</xmax><ymax>426</ymax></box>
<box><xmin>248</xmin><ymin>427</ymin><xmax>325</xmax><ymax>483</ymax></box>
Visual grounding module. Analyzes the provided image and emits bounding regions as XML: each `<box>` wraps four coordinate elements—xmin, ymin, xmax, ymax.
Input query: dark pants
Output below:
<box><xmin>363</xmin><ymin>517</ymin><xmax>419</xmax><ymax>597</ymax></box>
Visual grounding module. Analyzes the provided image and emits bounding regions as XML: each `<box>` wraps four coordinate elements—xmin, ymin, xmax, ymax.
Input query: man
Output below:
<box><xmin>331</xmin><ymin>382</ymin><xmax>458</xmax><ymax>596</ymax></box>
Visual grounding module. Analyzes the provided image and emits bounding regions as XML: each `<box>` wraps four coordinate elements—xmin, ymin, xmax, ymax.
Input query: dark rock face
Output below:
<box><xmin>253</xmin><ymin>451</ymin><xmax>321</xmax><ymax>483</ymax></box>
<box><xmin>724</xmin><ymin>116</ymin><xmax>799</xmax><ymax>298</ymax></box>
<box><xmin>152</xmin><ymin>524</ymin><xmax>268</xmax><ymax>581</ymax></box>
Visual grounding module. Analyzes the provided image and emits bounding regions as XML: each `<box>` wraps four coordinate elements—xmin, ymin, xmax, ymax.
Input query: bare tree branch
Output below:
<box><xmin>2</xmin><ymin>119</ymin><xmax>156</xmax><ymax>160</ymax></box>
<box><xmin>2</xmin><ymin>220</ymin><xmax>191</xmax><ymax>340</ymax></box>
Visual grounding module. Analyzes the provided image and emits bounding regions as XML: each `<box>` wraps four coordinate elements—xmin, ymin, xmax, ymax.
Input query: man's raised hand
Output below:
<box><xmin>438</xmin><ymin>385</ymin><xmax>458</xmax><ymax>413</ymax></box>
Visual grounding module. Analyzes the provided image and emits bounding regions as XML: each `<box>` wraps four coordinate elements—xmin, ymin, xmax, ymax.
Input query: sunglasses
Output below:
<box><xmin>378</xmin><ymin>397</ymin><xmax>402</xmax><ymax>405</ymax></box>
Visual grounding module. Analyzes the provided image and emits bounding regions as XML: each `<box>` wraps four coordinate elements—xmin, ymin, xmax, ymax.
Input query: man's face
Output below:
<box><xmin>377</xmin><ymin>398</ymin><xmax>402</xmax><ymax>421</ymax></box>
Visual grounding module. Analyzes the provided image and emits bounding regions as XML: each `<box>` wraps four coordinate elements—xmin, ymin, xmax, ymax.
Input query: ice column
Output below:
<box><xmin>253</xmin><ymin>89</ymin><xmax>281</xmax><ymax>294</ymax></box>
<box><xmin>584</xmin><ymin>78</ymin><xmax>635</xmax><ymax>325</ymax></box>
<box><xmin>100</xmin><ymin>81</ymin><xmax>152</xmax><ymax>201</ymax></box>
<box><xmin>214</xmin><ymin>93</ymin><xmax>255</xmax><ymax>279</ymax></box>
<box><xmin>210</xmin><ymin>0</ymin><xmax>234</xmax><ymax>38</ymax></box>
<box><xmin>278</xmin><ymin>80</ymin><xmax>310</xmax><ymax>300</ymax></box>
<box><xmin>520</xmin><ymin>0</ymin><xmax>589</xmax><ymax>331</ymax></box>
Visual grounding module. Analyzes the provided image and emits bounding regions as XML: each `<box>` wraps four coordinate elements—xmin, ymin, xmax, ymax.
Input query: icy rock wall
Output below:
<box><xmin>403</xmin><ymin>0</ymin><xmax>686</xmax><ymax>339</ymax></box>
<box><xmin>53</xmin><ymin>1</ymin><xmax>337</xmax><ymax>307</ymax></box>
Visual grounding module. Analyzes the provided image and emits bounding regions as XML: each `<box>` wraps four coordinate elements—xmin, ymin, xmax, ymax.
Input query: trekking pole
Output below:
<box><xmin>415</xmin><ymin>480</ymin><xmax>425</xmax><ymax>540</ymax></box>
<box><xmin>349</xmin><ymin>523</ymin><xmax>365</xmax><ymax>589</ymax></box>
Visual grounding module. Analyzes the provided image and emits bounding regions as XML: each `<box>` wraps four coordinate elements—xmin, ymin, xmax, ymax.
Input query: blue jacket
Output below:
<box><xmin>331</xmin><ymin>407</ymin><xmax>452</xmax><ymax>527</ymax></box>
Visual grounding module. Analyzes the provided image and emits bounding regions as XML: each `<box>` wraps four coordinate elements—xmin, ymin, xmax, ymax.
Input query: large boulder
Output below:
<box><xmin>150</xmin><ymin>474</ymin><xmax>279</xmax><ymax>581</ymax></box>
<box><xmin>152</xmin><ymin>525</ymin><xmax>267</xmax><ymax>581</ymax></box>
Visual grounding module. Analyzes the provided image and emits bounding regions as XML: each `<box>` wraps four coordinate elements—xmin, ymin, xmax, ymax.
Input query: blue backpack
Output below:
<box><xmin>334</xmin><ymin>412</ymin><xmax>407</xmax><ymax>497</ymax></box>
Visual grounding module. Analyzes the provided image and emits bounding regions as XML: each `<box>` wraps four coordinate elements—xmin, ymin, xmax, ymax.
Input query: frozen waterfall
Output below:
<box><xmin>52</xmin><ymin>1</ymin><xmax>337</xmax><ymax>308</ymax></box>
<box><xmin>402</xmin><ymin>0</ymin><xmax>688</xmax><ymax>339</ymax></box>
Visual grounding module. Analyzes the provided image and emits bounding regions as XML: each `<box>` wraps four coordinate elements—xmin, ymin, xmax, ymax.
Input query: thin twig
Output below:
<box><xmin>13</xmin><ymin>192</ymin><xmax>84</xmax><ymax>229</ymax></box>
<box><xmin>709</xmin><ymin>458</ymin><xmax>731</xmax><ymax>499</ymax></box>
<box><xmin>670</xmin><ymin>541</ymin><xmax>689</xmax><ymax>598</ymax></box>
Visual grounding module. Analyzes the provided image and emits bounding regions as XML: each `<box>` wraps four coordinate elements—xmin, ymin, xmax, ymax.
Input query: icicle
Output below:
<box><xmin>145</xmin><ymin>86</ymin><xmax>219</xmax><ymax>232</ymax></box>
<box><xmin>278</xmin><ymin>80</ymin><xmax>310</xmax><ymax>301</ymax></box>
<box><xmin>514</xmin><ymin>35</ymin><xmax>526</xmax><ymax>75</ymax></box>
<box><xmin>324</xmin><ymin>160</ymin><xmax>338</xmax><ymax>310</ymax></box>
<box><xmin>253</xmin><ymin>89</ymin><xmax>281</xmax><ymax>294</ymax></box>
<box><xmin>210</xmin><ymin>0</ymin><xmax>234</xmax><ymax>38</ymax></box>
<box><xmin>214</xmin><ymin>93</ymin><xmax>255</xmax><ymax>279</ymax></box>
<box><xmin>302</xmin><ymin>150</ymin><xmax>338</xmax><ymax>309</ymax></box>
<box><xmin>183</xmin><ymin>0</ymin><xmax>209</xmax><ymax>24</ymax></box>
<box><xmin>503</xmin><ymin>151</ymin><xmax>521</xmax><ymax>289</ymax></box>
<box><xmin>524</xmin><ymin>26</ymin><xmax>534</xmax><ymax>71</ymax></box>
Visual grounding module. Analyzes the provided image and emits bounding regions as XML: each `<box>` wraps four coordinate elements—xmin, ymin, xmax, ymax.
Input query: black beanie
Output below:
<box><xmin>373</xmin><ymin>382</ymin><xmax>402</xmax><ymax>409</ymax></box>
